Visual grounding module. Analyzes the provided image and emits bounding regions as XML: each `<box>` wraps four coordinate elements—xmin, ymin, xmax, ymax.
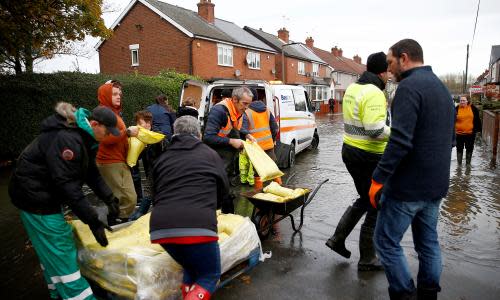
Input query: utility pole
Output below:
<box><xmin>464</xmin><ymin>44</ymin><xmax>469</xmax><ymax>93</ymax></box>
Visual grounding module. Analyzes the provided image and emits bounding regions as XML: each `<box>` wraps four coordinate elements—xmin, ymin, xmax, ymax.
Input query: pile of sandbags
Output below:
<box><xmin>72</xmin><ymin>212</ymin><xmax>261</xmax><ymax>300</ymax></box>
<box><xmin>252</xmin><ymin>182</ymin><xmax>309</xmax><ymax>203</ymax></box>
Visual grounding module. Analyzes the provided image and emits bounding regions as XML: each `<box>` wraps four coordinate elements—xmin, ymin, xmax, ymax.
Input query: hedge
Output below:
<box><xmin>0</xmin><ymin>70</ymin><xmax>199</xmax><ymax>159</ymax></box>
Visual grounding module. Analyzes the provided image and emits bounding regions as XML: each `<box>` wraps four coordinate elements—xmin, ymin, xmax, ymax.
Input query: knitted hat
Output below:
<box><xmin>367</xmin><ymin>52</ymin><xmax>388</xmax><ymax>74</ymax></box>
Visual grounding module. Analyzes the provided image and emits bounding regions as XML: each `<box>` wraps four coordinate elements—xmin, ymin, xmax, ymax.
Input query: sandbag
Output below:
<box><xmin>126</xmin><ymin>127</ymin><xmax>165</xmax><ymax>167</ymax></box>
<box><xmin>243</xmin><ymin>141</ymin><xmax>284</xmax><ymax>181</ymax></box>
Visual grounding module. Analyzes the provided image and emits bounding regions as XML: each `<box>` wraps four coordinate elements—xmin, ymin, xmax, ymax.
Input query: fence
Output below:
<box><xmin>482</xmin><ymin>110</ymin><xmax>500</xmax><ymax>166</ymax></box>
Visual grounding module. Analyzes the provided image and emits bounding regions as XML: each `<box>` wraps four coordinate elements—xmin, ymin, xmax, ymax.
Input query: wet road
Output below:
<box><xmin>1</xmin><ymin>113</ymin><xmax>500</xmax><ymax>299</ymax></box>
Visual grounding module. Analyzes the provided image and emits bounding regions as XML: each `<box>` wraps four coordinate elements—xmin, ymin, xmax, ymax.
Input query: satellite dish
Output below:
<box><xmin>235</xmin><ymin>69</ymin><xmax>241</xmax><ymax>77</ymax></box>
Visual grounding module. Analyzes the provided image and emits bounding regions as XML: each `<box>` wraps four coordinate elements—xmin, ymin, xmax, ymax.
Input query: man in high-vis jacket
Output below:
<box><xmin>241</xmin><ymin>90</ymin><xmax>279</xmax><ymax>161</ymax></box>
<box><xmin>203</xmin><ymin>86</ymin><xmax>256</xmax><ymax>179</ymax></box>
<box><xmin>325</xmin><ymin>52</ymin><xmax>390</xmax><ymax>271</ymax></box>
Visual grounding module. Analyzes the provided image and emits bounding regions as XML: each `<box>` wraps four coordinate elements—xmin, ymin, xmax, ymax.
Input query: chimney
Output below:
<box><xmin>197</xmin><ymin>0</ymin><xmax>215</xmax><ymax>24</ymax></box>
<box><xmin>353</xmin><ymin>55</ymin><xmax>362</xmax><ymax>64</ymax></box>
<box><xmin>331</xmin><ymin>46</ymin><xmax>339</xmax><ymax>56</ymax></box>
<box><xmin>278</xmin><ymin>27</ymin><xmax>289</xmax><ymax>43</ymax></box>
<box><xmin>338</xmin><ymin>48</ymin><xmax>343</xmax><ymax>57</ymax></box>
<box><xmin>305</xmin><ymin>37</ymin><xmax>314</xmax><ymax>49</ymax></box>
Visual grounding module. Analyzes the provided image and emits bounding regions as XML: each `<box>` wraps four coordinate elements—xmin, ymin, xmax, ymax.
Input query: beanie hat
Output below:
<box><xmin>367</xmin><ymin>52</ymin><xmax>388</xmax><ymax>74</ymax></box>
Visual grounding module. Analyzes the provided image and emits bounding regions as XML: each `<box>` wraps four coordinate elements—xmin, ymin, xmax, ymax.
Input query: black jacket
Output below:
<box><xmin>150</xmin><ymin>134</ymin><xmax>230</xmax><ymax>235</ymax></box>
<box><xmin>455</xmin><ymin>104</ymin><xmax>482</xmax><ymax>134</ymax></box>
<box><xmin>9</xmin><ymin>112</ymin><xmax>112</xmax><ymax>226</ymax></box>
<box><xmin>373</xmin><ymin>66</ymin><xmax>455</xmax><ymax>202</ymax></box>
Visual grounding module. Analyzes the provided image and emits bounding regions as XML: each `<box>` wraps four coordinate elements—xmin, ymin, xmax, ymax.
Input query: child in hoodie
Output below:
<box><xmin>95</xmin><ymin>81</ymin><xmax>139</xmax><ymax>224</ymax></box>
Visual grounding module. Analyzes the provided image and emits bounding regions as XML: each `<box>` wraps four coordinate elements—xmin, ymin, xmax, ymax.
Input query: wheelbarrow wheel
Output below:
<box><xmin>254</xmin><ymin>211</ymin><xmax>272</xmax><ymax>240</ymax></box>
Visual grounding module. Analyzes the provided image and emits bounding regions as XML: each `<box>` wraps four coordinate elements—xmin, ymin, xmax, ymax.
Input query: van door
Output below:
<box><xmin>180</xmin><ymin>80</ymin><xmax>208</xmax><ymax>128</ymax></box>
<box><xmin>290</xmin><ymin>88</ymin><xmax>314</xmax><ymax>152</ymax></box>
<box><xmin>276</xmin><ymin>87</ymin><xmax>307</xmax><ymax>152</ymax></box>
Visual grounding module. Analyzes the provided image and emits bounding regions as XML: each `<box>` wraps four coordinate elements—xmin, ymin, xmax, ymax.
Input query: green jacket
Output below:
<box><xmin>342</xmin><ymin>82</ymin><xmax>390</xmax><ymax>154</ymax></box>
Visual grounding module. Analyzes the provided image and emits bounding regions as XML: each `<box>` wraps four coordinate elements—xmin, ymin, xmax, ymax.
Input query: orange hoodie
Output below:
<box><xmin>96</xmin><ymin>83</ymin><xmax>128</xmax><ymax>164</ymax></box>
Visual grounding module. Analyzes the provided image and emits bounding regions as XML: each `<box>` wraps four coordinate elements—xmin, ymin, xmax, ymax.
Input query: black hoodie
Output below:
<box><xmin>150</xmin><ymin>134</ymin><xmax>230</xmax><ymax>237</ymax></box>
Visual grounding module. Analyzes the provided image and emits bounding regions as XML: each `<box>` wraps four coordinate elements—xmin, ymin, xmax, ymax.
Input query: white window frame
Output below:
<box><xmin>129</xmin><ymin>44</ymin><xmax>139</xmax><ymax>66</ymax></box>
<box><xmin>247</xmin><ymin>51</ymin><xmax>261</xmax><ymax>70</ymax></box>
<box><xmin>217</xmin><ymin>43</ymin><xmax>233</xmax><ymax>67</ymax></box>
<box><xmin>298</xmin><ymin>61</ymin><xmax>305</xmax><ymax>75</ymax></box>
<box><xmin>312</xmin><ymin>63</ymin><xmax>319</xmax><ymax>77</ymax></box>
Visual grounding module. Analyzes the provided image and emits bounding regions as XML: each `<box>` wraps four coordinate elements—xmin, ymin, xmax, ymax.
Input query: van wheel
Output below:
<box><xmin>309</xmin><ymin>133</ymin><xmax>319</xmax><ymax>150</ymax></box>
<box><xmin>288</xmin><ymin>143</ymin><xmax>296</xmax><ymax>168</ymax></box>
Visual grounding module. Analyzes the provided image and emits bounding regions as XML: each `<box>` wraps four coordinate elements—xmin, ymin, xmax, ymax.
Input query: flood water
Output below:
<box><xmin>1</xmin><ymin>114</ymin><xmax>499</xmax><ymax>299</ymax></box>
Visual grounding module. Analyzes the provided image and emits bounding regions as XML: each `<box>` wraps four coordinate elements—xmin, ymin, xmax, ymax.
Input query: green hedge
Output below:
<box><xmin>0</xmin><ymin>70</ymin><xmax>199</xmax><ymax>159</ymax></box>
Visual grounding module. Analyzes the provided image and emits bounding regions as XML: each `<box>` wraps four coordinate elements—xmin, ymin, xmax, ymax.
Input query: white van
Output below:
<box><xmin>179</xmin><ymin>79</ymin><xmax>319</xmax><ymax>168</ymax></box>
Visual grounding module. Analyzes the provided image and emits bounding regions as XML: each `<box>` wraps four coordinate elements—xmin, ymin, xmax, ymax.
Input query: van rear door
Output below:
<box><xmin>180</xmin><ymin>80</ymin><xmax>208</xmax><ymax>126</ymax></box>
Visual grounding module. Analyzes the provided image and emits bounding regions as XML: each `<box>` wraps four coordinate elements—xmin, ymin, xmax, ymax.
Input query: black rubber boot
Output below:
<box><xmin>325</xmin><ymin>206</ymin><xmax>365</xmax><ymax>258</ymax></box>
<box><xmin>417</xmin><ymin>286</ymin><xmax>440</xmax><ymax>300</ymax></box>
<box><xmin>389</xmin><ymin>289</ymin><xmax>417</xmax><ymax>300</ymax></box>
<box><xmin>457</xmin><ymin>151</ymin><xmax>463</xmax><ymax>165</ymax></box>
<box><xmin>358</xmin><ymin>224</ymin><xmax>384</xmax><ymax>271</ymax></box>
<box><xmin>465</xmin><ymin>152</ymin><xmax>472</xmax><ymax>165</ymax></box>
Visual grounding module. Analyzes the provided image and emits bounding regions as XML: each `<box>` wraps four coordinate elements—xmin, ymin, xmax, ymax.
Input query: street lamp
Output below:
<box><xmin>281</xmin><ymin>42</ymin><xmax>301</xmax><ymax>82</ymax></box>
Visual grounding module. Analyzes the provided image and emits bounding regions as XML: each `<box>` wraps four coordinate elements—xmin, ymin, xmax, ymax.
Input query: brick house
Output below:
<box><xmin>96</xmin><ymin>0</ymin><xmax>277</xmax><ymax>81</ymax></box>
<box><xmin>244</xmin><ymin>27</ymin><xmax>331</xmax><ymax>107</ymax></box>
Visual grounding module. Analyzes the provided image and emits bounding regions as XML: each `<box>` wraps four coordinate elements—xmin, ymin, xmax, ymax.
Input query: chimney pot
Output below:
<box><xmin>305</xmin><ymin>36</ymin><xmax>314</xmax><ymax>48</ymax></box>
<box><xmin>197</xmin><ymin>0</ymin><xmax>215</xmax><ymax>24</ymax></box>
<box><xmin>278</xmin><ymin>27</ymin><xmax>289</xmax><ymax>43</ymax></box>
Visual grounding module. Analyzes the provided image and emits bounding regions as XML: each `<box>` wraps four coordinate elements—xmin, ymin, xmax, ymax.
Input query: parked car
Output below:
<box><xmin>179</xmin><ymin>79</ymin><xmax>319</xmax><ymax>168</ymax></box>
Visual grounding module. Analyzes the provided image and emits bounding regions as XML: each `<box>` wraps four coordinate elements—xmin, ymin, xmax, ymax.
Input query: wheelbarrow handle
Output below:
<box><xmin>304</xmin><ymin>178</ymin><xmax>329</xmax><ymax>206</ymax></box>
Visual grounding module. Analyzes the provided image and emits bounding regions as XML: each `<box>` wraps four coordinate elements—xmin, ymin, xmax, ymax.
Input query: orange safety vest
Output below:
<box><xmin>246</xmin><ymin>108</ymin><xmax>274</xmax><ymax>150</ymax></box>
<box><xmin>216</xmin><ymin>99</ymin><xmax>243</xmax><ymax>138</ymax></box>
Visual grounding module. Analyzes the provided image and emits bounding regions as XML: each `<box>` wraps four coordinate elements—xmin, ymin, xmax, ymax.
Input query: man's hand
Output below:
<box><xmin>369</xmin><ymin>179</ymin><xmax>384</xmax><ymax>209</ymax></box>
<box><xmin>245</xmin><ymin>134</ymin><xmax>257</xmax><ymax>143</ymax></box>
<box><xmin>90</xmin><ymin>220</ymin><xmax>113</xmax><ymax>247</ymax></box>
<box><xmin>229</xmin><ymin>138</ymin><xmax>244</xmax><ymax>150</ymax></box>
<box><xmin>126</xmin><ymin>126</ymin><xmax>139</xmax><ymax>137</ymax></box>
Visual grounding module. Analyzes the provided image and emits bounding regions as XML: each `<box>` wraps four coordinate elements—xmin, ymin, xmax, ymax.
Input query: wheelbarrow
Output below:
<box><xmin>241</xmin><ymin>178</ymin><xmax>329</xmax><ymax>239</ymax></box>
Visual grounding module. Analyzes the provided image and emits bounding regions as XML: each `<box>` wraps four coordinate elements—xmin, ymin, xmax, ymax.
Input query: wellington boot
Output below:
<box><xmin>185</xmin><ymin>284</ymin><xmax>211</xmax><ymax>300</ymax></box>
<box><xmin>417</xmin><ymin>286</ymin><xmax>439</xmax><ymax>300</ymax></box>
<box><xmin>465</xmin><ymin>152</ymin><xmax>472</xmax><ymax>165</ymax></box>
<box><xmin>358</xmin><ymin>225</ymin><xmax>384</xmax><ymax>271</ymax></box>
<box><xmin>389</xmin><ymin>289</ymin><xmax>417</xmax><ymax>300</ymax></box>
<box><xmin>457</xmin><ymin>151</ymin><xmax>463</xmax><ymax>165</ymax></box>
<box><xmin>325</xmin><ymin>205</ymin><xmax>365</xmax><ymax>258</ymax></box>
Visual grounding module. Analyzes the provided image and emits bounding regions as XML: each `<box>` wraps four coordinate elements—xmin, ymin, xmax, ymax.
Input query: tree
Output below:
<box><xmin>0</xmin><ymin>0</ymin><xmax>111</xmax><ymax>74</ymax></box>
<box><xmin>439</xmin><ymin>72</ymin><xmax>475</xmax><ymax>96</ymax></box>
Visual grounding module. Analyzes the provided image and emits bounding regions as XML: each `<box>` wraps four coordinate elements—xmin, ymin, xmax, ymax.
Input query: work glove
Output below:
<box><xmin>369</xmin><ymin>179</ymin><xmax>384</xmax><ymax>209</ymax></box>
<box><xmin>103</xmin><ymin>196</ymin><xmax>120</xmax><ymax>220</ymax></box>
<box><xmin>89</xmin><ymin>220</ymin><xmax>113</xmax><ymax>247</ymax></box>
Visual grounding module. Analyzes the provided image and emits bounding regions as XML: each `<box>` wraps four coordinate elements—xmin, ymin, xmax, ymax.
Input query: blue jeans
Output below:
<box><xmin>374</xmin><ymin>194</ymin><xmax>442</xmax><ymax>295</ymax></box>
<box><xmin>162</xmin><ymin>241</ymin><xmax>221</xmax><ymax>293</ymax></box>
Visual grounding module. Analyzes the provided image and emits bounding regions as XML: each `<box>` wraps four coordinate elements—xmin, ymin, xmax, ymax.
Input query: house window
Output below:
<box><xmin>217</xmin><ymin>44</ymin><xmax>233</xmax><ymax>66</ymax></box>
<box><xmin>247</xmin><ymin>51</ymin><xmax>260</xmax><ymax>69</ymax></box>
<box><xmin>298</xmin><ymin>61</ymin><xmax>305</xmax><ymax>75</ymax></box>
<box><xmin>312</xmin><ymin>63</ymin><xmax>319</xmax><ymax>77</ymax></box>
<box><xmin>129</xmin><ymin>44</ymin><xmax>139</xmax><ymax>66</ymax></box>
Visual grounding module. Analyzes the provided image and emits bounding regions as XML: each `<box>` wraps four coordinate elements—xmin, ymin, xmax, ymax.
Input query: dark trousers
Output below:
<box><xmin>162</xmin><ymin>241</ymin><xmax>221</xmax><ymax>293</ymax></box>
<box><xmin>342</xmin><ymin>143</ymin><xmax>382</xmax><ymax>227</ymax></box>
<box><xmin>131</xmin><ymin>165</ymin><xmax>143</xmax><ymax>200</ymax></box>
<box><xmin>456</xmin><ymin>134</ymin><xmax>475</xmax><ymax>154</ymax></box>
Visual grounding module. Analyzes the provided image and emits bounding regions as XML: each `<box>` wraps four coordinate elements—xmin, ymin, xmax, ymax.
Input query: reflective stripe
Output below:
<box><xmin>256</xmin><ymin>134</ymin><xmax>272</xmax><ymax>142</ymax></box>
<box><xmin>344</xmin><ymin>132</ymin><xmax>387</xmax><ymax>141</ymax></box>
<box><xmin>344</xmin><ymin>124</ymin><xmax>384</xmax><ymax>138</ymax></box>
<box><xmin>40</xmin><ymin>264</ymin><xmax>45</xmax><ymax>270</ymax></box>
<box><xmin>65</xmin><ymin>287</ymin><xmax>93</xmax><ymax>300</ymax></box>
<box><xmin>249</xmin><ymin>126</ymin><xmax>270</xmax><ymax>133</ymax></box>
<box><xmin>50</xmin><ymin>270</ymin><xmax>81</xmax><ymax>284</ymax></box>
<box><xmin>48</xmin><ymin>283</ymin><xmax>56</xmax><ymax>290</ymax></box>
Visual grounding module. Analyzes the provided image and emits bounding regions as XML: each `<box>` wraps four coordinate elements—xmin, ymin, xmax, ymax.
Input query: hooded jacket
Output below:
<box><xmin>9</xmin><ymin>103</ymin><xmax>112</xmax><ymax>226</ymax></box>
<box><xmin>96</xmin><ymin>83</ymin><xmax>128</xmax><ymax>164</ymax></box>
<box><xmin>149</xmin><ymin>134</ymin><xmax>230</xmax><ymax>239</ymax></box>
<box><xmin>241</xmin><ymin>101</ymin><xmax>278</xmax><ymax>142</ymax></box>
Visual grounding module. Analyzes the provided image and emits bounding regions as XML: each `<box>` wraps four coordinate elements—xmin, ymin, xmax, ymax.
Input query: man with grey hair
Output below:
<box><xmin>150</xmin><ymin>115</ymin><xmax>231</xmax><ymax>299</ymax></box>
<box><xmin>203</xmin><ymin>86</ymin><xmax>256</xmax><ymax>181</ymax></box>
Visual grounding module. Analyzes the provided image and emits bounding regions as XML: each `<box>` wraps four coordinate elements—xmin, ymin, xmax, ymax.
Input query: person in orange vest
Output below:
<box><xmin>241</xmin><ymin>88</ymin><xmax>279</xmax><ymax>161</ymax></box>
<box><xmin>203</xmin><ymin>87</ymin><xmax>256</xmax><ymax>180</ymax></box>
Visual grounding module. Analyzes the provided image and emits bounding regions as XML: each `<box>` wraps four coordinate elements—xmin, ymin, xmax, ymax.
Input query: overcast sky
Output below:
<box><xmin>34</xmin><ymin>0</ymin><xmax>500</xmax><ymax>78</ymax></box>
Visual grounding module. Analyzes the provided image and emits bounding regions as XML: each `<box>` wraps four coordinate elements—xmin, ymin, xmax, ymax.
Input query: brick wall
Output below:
<box><xmin>284</xmin><ymin>57</ymin><xmax>313</xmax><ymax>84</ymax></box>
<box><xmin>192</xmin><ymin>39</ymin><xmax>276</xmax><ymax>80</ymax></box>
<box><xmin>98</xmin><ymin>2</ymin><xmax>191</xmax><ymax>75</ymax></box>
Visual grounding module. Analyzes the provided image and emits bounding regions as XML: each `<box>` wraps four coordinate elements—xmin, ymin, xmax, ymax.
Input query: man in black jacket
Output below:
<box><xmin>9</xmin><ymin>102</ymin><xmax>120</xmax><ymax>300</ymax></box>
<box><xmin>150</xmin><ymin>116</ymin><xmax>231</xmax><ymax>299</ymax></box>
<box><xmin>369</xmin><ymin>39</ymin><xmax>455</xmax><ymax>300</ymax></box>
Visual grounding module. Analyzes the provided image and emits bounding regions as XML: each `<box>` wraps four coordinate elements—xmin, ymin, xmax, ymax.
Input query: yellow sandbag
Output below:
<box><xmin>136</xmin><ymin>127</ymin><xmax>165</xmax><ymax>144</ymax></box>
<box><xmin>252</xmin><ymin>192</ymin><xmax>285</xmax><ymax>203</ymax></box>
<box><xmin>127</xmin><ymin>137</ymin><xmax>146</xmax><ymax>167</ymax></box>
<box><xmin>126</xmin><ymin>127</ymin><xmax>165</xmax><ymax>167</ymax></box>
<box><xmin>243</xmin><ymin>141</ymin><xmax>284</xmax><ymax>181</ymax></box>
<box><xmin>263</xmin><ymin>181</ymin><xmax>295</xmax><ymax>197</ymax></box>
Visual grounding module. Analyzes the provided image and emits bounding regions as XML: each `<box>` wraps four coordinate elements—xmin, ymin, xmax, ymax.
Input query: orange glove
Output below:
<box><xmin>369</xmin><ymin>179</ymin><xmax>384</xmax><ymax>209</ymax></box>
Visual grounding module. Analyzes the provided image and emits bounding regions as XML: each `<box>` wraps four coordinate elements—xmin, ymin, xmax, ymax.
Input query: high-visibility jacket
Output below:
<box><xmin>342</xmin><ymin>83</ymin><xmax>390</xmax><ymax>154</ymax></box>
<box><xmin>216</xmin><ymin>99</ymin><xmax>243</xmax><ymax>138</ymax></box>
<box><xmin>245</xmin><ymin>108</ymin><xmax>274</xmax><ymax>150</ymax></box>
